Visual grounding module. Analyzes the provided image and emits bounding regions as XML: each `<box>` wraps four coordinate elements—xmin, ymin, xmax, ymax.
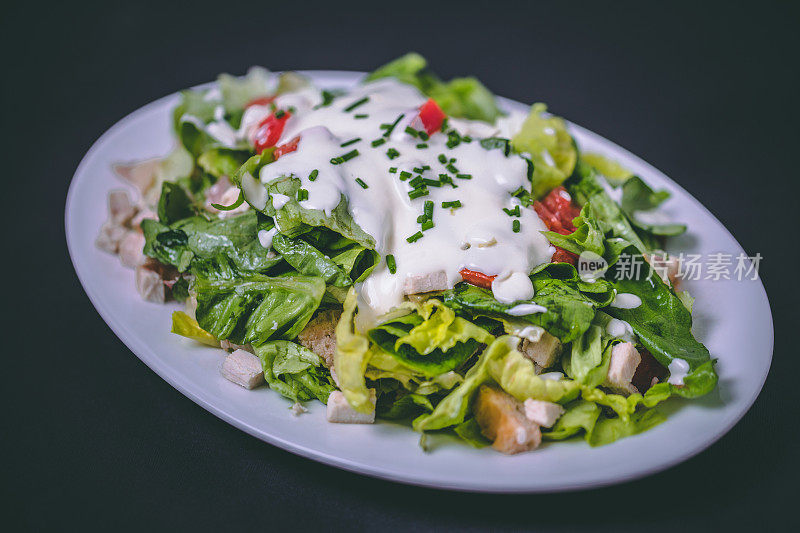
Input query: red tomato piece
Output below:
<box><xmin>273</xmin><ymin>136</ymin><xmax>300</xmax><ymax>159</ymax></box>
<box><xmin>551</xmin><ymin>247</ymin><xmax>578</xmax><ymax>265</ymax></box>
<box><xmin>419</xmin><ymin>98</ymin><xmax>446</xmax><ymax>134</ymax></box>
<box><xmin>246</xmin><ymin>96</ymin><xmax>276</xmax><ymax>108</ymax></box>
<box><xmin>253</xmin><ymin>110</ymin><xmax>291</xmax><ymax>154</ymax></box>
<box><xmin>459</xmin><ymin>268</ymin><xmax>496</xmax><ymax>289</ymax></box>
<box><xmin>533</xmin><ymin>201</ymin><xmax>566</xmax><ymax>234</ymax></box>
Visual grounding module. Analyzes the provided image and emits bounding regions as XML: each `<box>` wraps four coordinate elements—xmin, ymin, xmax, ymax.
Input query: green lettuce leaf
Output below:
<box><xmin>170</xmin><ymin>311</ymin><xmax>220</xmax><ymax>347</ymax></box>
<box><xmin>543</xmin><ymin>203</ymin><xmax>605</xmax><ymax>257</ymax></box>
<box><xmin>193</xmin><ymin>273</ymin><xmax>325</xmax><ymax>347</ymax></box>
<box><xmin>254</xmin><ymin>340</ymin><xmax>336</xmax><ymax>403</ymax></box>
<box><xmin>620</xmin><ymin>176</ymin><xmax>686</xmax><ymax>237</ymax></box>
<box><xmin>334</xmin><ymin>288</ymin><xmax>377</xmax><ymax>413</ymax></box>
<box><xmin>368</xmin><ymin>300</ymin><xmax>494</xmax><ymax>378</ymax></box>
<box><xmin>561</xmin><ymin>324</ymin><xmax>613</xmax><ymax>388</ymax></box>
<box><xmin>366</xmin><ymin>53</ymin><xmax>502</xmax><ymax>122</ymax></box>
<box><xmin>197</xmin><ymin>148</ymin><xmax>250</xmax><ymax>179</ymax></box>
<box><xmin>580</xmin><ymin>153</ymin><xmax>633</xmax><ymax>187</ymax></box>
<box><xmin>512</xmin><ymin>103</ymin><xmax>578</xmax><ymax>198</ymax></box>
<box><xmin>218</xmin><ymin>67</ymin><xmax>272</xmax><ymax>113</ymax></box>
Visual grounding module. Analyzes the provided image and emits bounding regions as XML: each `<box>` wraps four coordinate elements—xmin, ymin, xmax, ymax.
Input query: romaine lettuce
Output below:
<box><xmin>254</xmin><ymin>340</ymin><xmax>336</xmax><ymax>403</ymax></box>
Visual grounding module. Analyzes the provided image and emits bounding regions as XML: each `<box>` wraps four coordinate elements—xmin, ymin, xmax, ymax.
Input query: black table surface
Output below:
<box><xmin>5</xmin><ymin>1</ymin><xmax>798</xmax><ymax>530</ymax></box>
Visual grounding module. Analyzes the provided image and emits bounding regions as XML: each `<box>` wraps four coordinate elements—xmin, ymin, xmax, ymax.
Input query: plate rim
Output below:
<box><xmin>65</xmin><ymin>70</ymin><xmax>774</xmax><ymax>493</ymax></box>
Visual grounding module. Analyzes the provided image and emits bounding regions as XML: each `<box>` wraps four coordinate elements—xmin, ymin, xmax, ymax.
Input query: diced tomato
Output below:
<box><xmin>418</xmin><ymin>98</ymin><xmax>446</xmax><ymax>135</ymax></box>
<box><xmin>551</xmin><ymin>247</ymin><xmax>578</xmax><ymax>265</ymax></box>
<box><xmin>253</xmin><ymin>110</ymin><xmax>292</xmax><ymax>154</ymax></box>
<box><xmin>459</xmin><ymin>268</ymin><xmax>496</xmax><ymax>289</ymax></box>
<box><xmin>273</xmin><ymin>136</ymin><xmax>300</xmax><ymax>159</ymax></box>
<box><xmin>533</xmin><ymin>201</ymin><xmax>567</xmax><ymax>234</ymax></box>
<box><xmin>246</xmin><ymin>96</ymin><xmax>276</xmax><ymax>108</ymax></box>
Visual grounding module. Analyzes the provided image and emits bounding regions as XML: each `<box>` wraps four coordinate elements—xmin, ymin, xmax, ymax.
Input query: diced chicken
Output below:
<box><xmin>297</xmin><ymin>309</ymin><xmax>342</xmax><ymax>367</ymax></box>
<box><xmin>605</xmin><ymin>342</ymin><xmax>642</xmax><ymax>395</ymax></box>
<box><xmin>220</xmin><ymin>349</ymin><xmax>264</xmax><ymax>389</ymax></box>
<box><xmin>118</xmin><ymin>231</ymin><xmax>146</xmax><ymax>268</ymax></box>
<box><xmin>204</xmin><ymin>176</ymin><xmax>233</xmax><ymax>206</ymax></box>
<box><xmin>403</xmin><ymin>270</ymin><xmax>448</xmax><ymax>295</ymax></box>
<box><xmin>135</xmin><ymin>263</ymin><xmax>166</xmax><ymax>303</ymax></box>
<box><xmin>95</xmin><ymin>220</ymin><xmax>128</xmax><ymax>254</ymax></box>
<box><xmin>474</xmin><ymin>385</ymin><xmax>542</xmax><ymax>454</ymax></box>
<box><xmin>108</xmin><ymin>190</ymin><xmax>137</xmax><ymax>226</ymax></box>
<box><xmin>220</xmin><ymin>339</ymin><xmax>255</xmax><ymax>354</ymax></box>
<box><xmin>291</xmin><ymin>402</ymin><xmax>308</xmax><ymax>416</ymax></box>
<box><xmin>645</xmin><ymin>252</ymin><xmax>681</xmax><ymax>287</ymax></box>
<box><xmin>520</xmin><ymin>331</ymin><xmax>562</xmax><ymax>369</ymax></box>
<box><xmin>523</xmin><ymin>399</ymin><xmax>565</xmax><ymax>428</ymax></box>
<box><xmin>326</xmin><ymin>390</ymin><xmax>376</xmax><ymax>424</ymax></box>
<box><xmin>113</xmin><ymin>159</ymin><xmax>160</xmax><ymax>194</ymax></box>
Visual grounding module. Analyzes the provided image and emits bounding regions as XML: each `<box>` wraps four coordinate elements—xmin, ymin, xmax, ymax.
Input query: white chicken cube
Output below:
<box><xmin>605</xmin><ymin>342</ymin><xmax>642</xmax><ymax>395</ymax></box>
<box><xmin>326</xmin><ymin>390</ymin><xmax>376</xmax><ymax>424</ymax></box>
<box><xmin>108</xmin><ymin>190</ymin><xmax>137</xmax><ymax>225</ymax></box>
<box><xmin>134</xmin><ymin>263</ymin><xmax>166</xmax><ymax>303</ymax></box>
<box><xmin>220</xmin><ymin>349</ymin><xmax>264</xmax><ymax>389</ymax></box>
<box><xmin>520</xmin><ymin>332</ymin><xmax>562</xmax><ymax>369</ymax></box>
<box><xmin>95</xmin><ymin>221</ymin><xmax>128</xmax><ymax>254</ymax></box>
<box><xmin>118</xmin><ymin>231</ymin><xmax>146</xmax><ymax>268</ymax></box>
<box><xmin>403</xmin><ymin>270</ymin><xmax>448</xmax><ymax>295</ymax></box>
<box><xmin>523</xmin><ymin>399</ymin><xmax>565</xmax><ymax>428</ymax></box>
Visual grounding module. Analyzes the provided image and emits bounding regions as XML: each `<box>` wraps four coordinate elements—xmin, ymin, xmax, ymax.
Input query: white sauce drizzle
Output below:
<box><xmin>252</xmin><ymin>78</ymin><xmax>551</xmax><ymax>314</ymax></box>
<box><xmin>668</xmin><ymin>358</ymin><xmax>690</xmax><ymax>385</ymax></box>
<box><xmin>257</xmin><ymin>228</ymin><xmax>278</xmax><ymax>249</ymax></box>
<box><xmin>611</xmin><ymin>292</ymin><xmax>642</xmax><ymax>309</ymax></box>
<box><xmin>605</xmin><ymin>318</ymin><xmax>637</xmax><ymax>342</ymax></box>
<box><xmin>539</xmin><ymin>371</ymin><xmax>564</xmax><ymax>381</ymax></box>
<box><xmin>506</xmin><ymin>303</ymin><xmax>548</xmax><ymax>316</ymax></box>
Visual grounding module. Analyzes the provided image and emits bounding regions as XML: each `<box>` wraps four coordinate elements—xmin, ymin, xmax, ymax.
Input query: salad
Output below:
<box><xmin>97</xmin><ymin>53</ymin><xmax>717</xmax><ymax>454</ymax></box>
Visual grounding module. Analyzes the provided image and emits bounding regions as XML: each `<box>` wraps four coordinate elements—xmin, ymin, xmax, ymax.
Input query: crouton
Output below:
<box><xmin>95</xmin><ymin>221</ymin><xmax>128</xmax><ymax>254</ymax></box>
<box><xmin>326</xmin><ymin>390</ymin><xmax>376</xmax><ymax>424</ymax></box>
<box><xmin>297</xmin><ymin>309</ymin><xmax>342</xmax><ymax>367</ymax></box>
<box><xmin>520</xmin><ymin>331</ymin><xmax>562</xmax><ymax>369</ymax></box>
<box><xmin>474</xmin><ymin>385</ymin><xmax>541</xmax><ymax>454</ymax></box>
<box><xmin>108</xmin><ymin>190</ymin><xmax>137</xmax><ymax>226</ymax></box>
<box><xmin>118</xmin><ymin>231</ymin><xmax>146</xmax><ymax>268</ymax></box>
<box><xmin>114</xmin><ymin>159</ymin><xmax>160</xmax><ymax>194</ymax></box>
<box><xmin>523</xmin><ymin>399</ymin><xmax>565</xmax><ymax>428</ymax></box>
<box><xmin>220</xmin><ymin>349</ymin><xmax>264</xmax><ymax>389</ymax></box>
<box><xmin>403</xmin><ymin>270</ymin><xmax>448</xmax><ymax>295</ymax></box>
<box><xmin>605</xmin><ymin>342</ymin><xmax>641</xmax><ymax>395</ymax></box>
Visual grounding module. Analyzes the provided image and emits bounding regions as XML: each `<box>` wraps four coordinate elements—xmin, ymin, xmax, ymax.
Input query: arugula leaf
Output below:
<box><xmin>253</xmin><ymin>340</ymin><xmax>336</xmax><ymax>403</ymax></box>
<box><xmin>621</xmin><ymin>176</ymin><xmax>687</xmax><ymax>236</ymax></box>
<box><xmin>193</xmin><ymin>273</ymin><xmax>325</xmax><ymax>346</ymax></box>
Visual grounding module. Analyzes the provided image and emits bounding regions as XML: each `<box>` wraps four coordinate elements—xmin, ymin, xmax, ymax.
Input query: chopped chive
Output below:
<box><xmin>371</xmin><ymin>138</ymin><xmax>386</xmax><ymax>147</ymax></box>
<box><xmin>418</xmin><ymin>131</ymin><xmax>430</xmax><ymax>141</ymax></box>
<box><xmin>354</xmin><ymin>114</ymin><xmax>369</xmax><ymax>119</ymax></box>
<box><xmin>389</xmin><ymin>167</ymin><xmax>398</xmax><ymax>173</ymax></box>
<box><xmin>382</xmin><ymin>113</ymin><xmax>405</xmax><ymax>137</ymax></box>
<box><xmin>340</xmin><ymin>137</ymin><xmax>361</xmax><ymax>147</ymax></box>
<box><xmin>512</xmin><ymin>220</ymin><xmax>521</xmax><ymax>233</ymax></box>
<box><xmin>503</xmin><ymin>205</ymin><xmax>521</xmax><ymax>217</ymax></box>
<box><xmin>408</xmin><ymin>176</ymin><xmax>424</xmax><ymax>188</ymax></box>
<box><xmin>344</xmin><ymin>96</ymin><xmax>369</xmax><ymax>112</ymax></box>
<box><xmin>404</xmin><ymin>126</ymin><xmax>419</xmax><ymax>138</ymax></box>
<box><xmin>416</xmin><ymin>143</ymin><xmax>429</xmax><ymax>149</ymax></box>
<box><xmin>386</xmin><ymin>254</ymin><xmax>397</xmax><ymax>274</ymax></box>
<box><xmin>406</xmin><ymin>231</ymin><xmax>424</xmax><ymax>243</ymax></box>
<box><xmin>296</xmin><ymin>188</ymin><xmax>309</xmax><ymax>201</ymax></box>
<box><xmin>422</xmin><ymin>165</ymin><xmax>431</xmax><ymax>170</ymax></box>
<box><xmin>446</xmin><ymin>163</ymin><xmax>459</xmax><ymax>174</ymax></box>
<box><xmin>438</xmin><ymin>174</ymin><xmax>457</xmax><ymax>188</ymax></box>
<box><xmin>386</xmin><ymin>148</ymin><xmax>400</xmax><ymax>160</ymax></box>
<box><xmin>399</xmin><ymin>170</ymin><xmax>412</xmax><ymax>181</ymax></box>
<box><xmin>314</xmin><ymin>90</ymin><xmax>337</xmax><ymax>109</ymax></box>
<box><xmin>355</xmin><ymin>178</ymin><xmax>368</xmax><ymax>189</ymax></box>
<box><xmin>416</xmin><ymin>214</ymin><xmax>428</xmax><ymax>223</ymax></box>
<box><xmin>408</xmin><ymin>188</ymin><xmax>429</xmax><ymax>200</ymax></box>
<box><xmin>422</xmin><ymin>178</ymin><xmax>442</xmax><ymax>187</ymax></box>
<box><xmin>412</xmin><ymin>166</ymin><xmax>425</xmax><ymax>174</ymax></box>
<box><xmin>442</xmin><ymin>200</ymin><xmax>462</xmax><ymax>209</ymax></box>
<box><xmin>463</xmin><ymin>135</ymin><xmax>472</xmax><ymax>143</ymax></box>
<box><xmin>309</xmin><ymin>169</ymin><xmax>319</xmax><ymax>181</ymax></box>
<box><xmin>274</xmin><ymin>109</ymin><xmax>286</xmax><ymax>119</ymax></box>
<box><xmin>456</xmin><ymin>173</ymin><xmax>472</xmax><ymax>180</ymax></box>
<box><xmin>424</xmin><ymin>200</ymin><xmax>434</xmax><ymax>218</ymax></box>
<box><xmin>438</xmin><ymin>154</ymin><xmax>448</xmax><ymax>164</ymax></box>
<box><xmin>421</xmin><ymin>220</ymin><xmax>434</xmax><ymax>231</ymax></box>
<box><xmin>330</xmin><ymin>149</ymin><xmax>360</xmax><ymax>165</ymax></box>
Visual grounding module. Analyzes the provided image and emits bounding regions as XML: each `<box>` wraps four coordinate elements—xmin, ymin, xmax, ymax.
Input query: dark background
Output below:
<box><xmin>5</xmin><ymin>1</ymin><xmax>798</xmax><ymax>530</ymax></box>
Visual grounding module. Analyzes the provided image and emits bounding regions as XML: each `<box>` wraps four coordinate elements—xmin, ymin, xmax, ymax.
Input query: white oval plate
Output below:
<box><xmin>66</xmin><ymin>71</ymin><xmax>773</xmax><ymax>492</ymax></box>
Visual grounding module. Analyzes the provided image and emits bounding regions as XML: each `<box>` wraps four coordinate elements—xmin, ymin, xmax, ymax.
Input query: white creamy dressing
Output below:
<box><xmin>610</xmin><ymin>292</ymin><xmax>642</xmax><ymax>309</ymax></box>
<box><xmin>506</xmin><ymin>303</ymin><xmax>548</xmax><ymax>316</ymax></box>
<box><xmin>605</xmin><ymin>318</ymin><xmax>637</xmax><ymax>343</ymax></box>
<box><xmin>667</xmin><ymin>358</ymin><xmax>690</xmax><ymax>386</ymax></box>
<box><xmin>257</xmin><ymin>228</ymin><xmax>278</xmax><ymax>249</ymax></box>
<box><xmin>539</xmin><ymin>371</ymin><xmax>564</xmax><ymax>381</ymax></box>
<box><xmin>252</xmin><ymin>79</ymin><xmax>552</xmax><ymax>314</ymax></box>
